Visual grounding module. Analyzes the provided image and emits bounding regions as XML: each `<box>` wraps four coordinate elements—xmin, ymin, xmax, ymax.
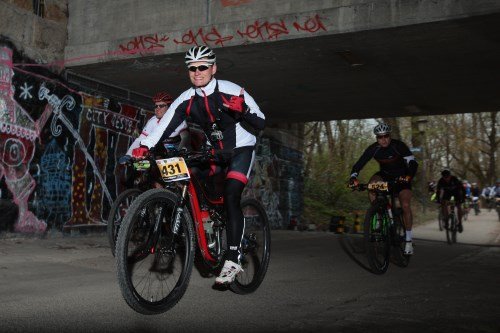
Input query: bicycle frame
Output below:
<box><xmin>370</xmin><ymin>184</ymin><xmax>400</xmax><ymax>232</ymax></box>
<box><xmin>186</xmin><ymin>179</ymin><xmax>224</xmax><ymax>263</ymax></box>
<box><xmin>150</xmin><ymin>150</ymin><xmax>227</xmax><ymax>266</ymax></box>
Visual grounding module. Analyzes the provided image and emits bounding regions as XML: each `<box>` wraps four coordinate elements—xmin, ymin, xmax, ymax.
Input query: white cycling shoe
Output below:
<box><xmin>404</xmin><ymin>241</ymin><xmax>414</xmax><ymax>255</ymax></box>
<box><xmin>215</xmin><ymin>260</ymin><xmax>243</xmax><ymax>284</ymax></box>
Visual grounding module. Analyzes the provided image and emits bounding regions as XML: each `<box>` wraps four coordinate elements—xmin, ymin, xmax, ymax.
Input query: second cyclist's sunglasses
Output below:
<box><xmin>188</xmin><ymin>64</ymin><xmax>212</xmax><ymax>72</ymax></box>
<box><xmin>376</xmin><ymin>134</ymin><xmax>390</xmax><ymax>139</ymax></box>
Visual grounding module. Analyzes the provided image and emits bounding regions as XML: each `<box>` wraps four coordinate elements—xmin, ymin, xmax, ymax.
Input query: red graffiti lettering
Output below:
<box><xmin>174</xmin><ymin>27</ymin><xmax>233</xmax><ymax>47</ymax></box>
<box><xmin>118</xmin><ymin>33</ymin><xmax>169</xmax><ymax>54</ymax></box>
<box><xmin>237</xmin><ymin>20</ymin><xmax>289</xmax><ymax>41</ymax></box>
<box><xmin>293</xmin><ymin>14</ymin><xmax>327</xmax><ymax>33</ymax></box>
<box><xmin>220</xmin><ymin>0</ymin><xmax>252</xmax><ymax>7</ymax></box>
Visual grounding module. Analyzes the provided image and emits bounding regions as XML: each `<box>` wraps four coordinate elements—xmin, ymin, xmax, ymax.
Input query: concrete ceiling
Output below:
<box><xmin>66</xmin><ymin>13</ymin><xmax>500</xmax><ymax>124</ymax></box>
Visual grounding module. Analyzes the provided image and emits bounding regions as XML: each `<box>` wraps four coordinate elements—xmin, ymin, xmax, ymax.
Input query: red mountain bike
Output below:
<box><xmin>115</xmin><ymin>146</ymin><xmax>271</xmax><ymax>314</ymax></box>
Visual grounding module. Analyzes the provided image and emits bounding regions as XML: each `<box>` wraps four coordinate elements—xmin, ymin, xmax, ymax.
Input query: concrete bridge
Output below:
<box><xmin>63</xmin><ymin>0</ymin><xmax>500</xmax><ymax>122</ymax></box>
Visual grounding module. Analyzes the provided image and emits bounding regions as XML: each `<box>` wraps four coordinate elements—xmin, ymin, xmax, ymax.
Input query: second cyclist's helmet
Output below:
<box><xmin>185</xmin><ymin>46</ymin><xmax>216</xmax><ymax>66</ymax></box>
<box><xmin>152</xmin><ymin>91</ymin><xmax>173</xmax><ymax>105</ymax></box>
<box><xmin>373</xmin><ymin>123</ymin><xmax>392</xmax><ymax>136</ymax></box>
<box><xmin>441</xmin><ymin>169</ymin><xmax>451</xmax><ymax>177</ymax></box>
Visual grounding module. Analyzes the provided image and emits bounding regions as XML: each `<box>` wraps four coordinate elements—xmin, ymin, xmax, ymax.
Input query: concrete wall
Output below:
<box><xmin>65</xmin><ymin>0</ymin><xmax>500</xmax><ymax>66</ymax></box>
<box><xmin>0</xmin><ymin>0</ymin><xmax>67</xmax><ymax>64</ymax></box>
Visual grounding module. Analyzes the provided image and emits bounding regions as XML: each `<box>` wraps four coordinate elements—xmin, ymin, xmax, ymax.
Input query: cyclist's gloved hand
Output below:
<box><xmin>132</xmin><ymin>146</ymin><xmax>149</xmax><ymax>159</ymax></box>
<box><xmin>397</xmin><ymin>175</ymin><xmax>412</xmax><ymax>184</ymax></box>
<box><xmin>118</xmin><ymin>155</ymin><xmax>132</xmax><ymax>165</ymax></box>
<box><xmin>348</xmin><ymin>177</ymin><xmax>359</xmax><ymax>188</ymax></box>
<box><xmin>222</xmin><ymin>88</ymin><xmax>248</xmax><ymax>114</ymax></box>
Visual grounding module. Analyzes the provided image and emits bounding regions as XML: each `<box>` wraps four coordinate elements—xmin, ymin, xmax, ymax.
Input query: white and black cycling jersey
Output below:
<box><xmin>141</xmin><ymin>78</ymin><xmax>265</xmax><ymax>150</ymax></box>
<box><xmin>126</xmin><ymin>115</ymin><xmax>188</xmax><ymax>156</ymax></box>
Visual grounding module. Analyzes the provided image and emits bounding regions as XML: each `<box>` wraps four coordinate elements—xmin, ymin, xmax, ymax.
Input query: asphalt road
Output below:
<box><xmin>0</xmin><ymin>210</ymin><xmax>499</xmax><ymax>333</ymax></box>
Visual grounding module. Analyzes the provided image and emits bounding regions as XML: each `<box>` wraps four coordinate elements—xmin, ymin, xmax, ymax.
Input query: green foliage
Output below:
<box><xmin>302</xmin><ymin>120</ymin><xmax>382</xmax><ymax>226</ymax></box>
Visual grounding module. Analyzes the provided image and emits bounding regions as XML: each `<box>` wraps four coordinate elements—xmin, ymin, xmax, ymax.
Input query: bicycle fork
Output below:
<box><xmin>171</xmin><ymin>185</ymin><xmax>188</xmax><ymax>235</ymax></box>
<box><xmin>149</xmin><ymin>185</ymin><xmax>189</xmax><ymax>255</ymax></box>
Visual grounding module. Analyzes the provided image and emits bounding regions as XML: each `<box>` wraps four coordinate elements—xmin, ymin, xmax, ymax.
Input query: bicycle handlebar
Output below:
<box><xmin>349</xmin><ymin>180</ymin><xmax>404</xmax><ymax>192</ymax></box>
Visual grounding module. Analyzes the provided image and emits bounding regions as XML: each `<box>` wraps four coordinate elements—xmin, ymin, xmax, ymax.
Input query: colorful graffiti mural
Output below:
<box><xmin>0</xmin><ymin>46</ymin><xmax>47</xmax><ymax>233</ymax></box>
<box><xmin>0</xmin><ymin>43</ymin><xmax>150</xmax><ymax>233</ymax></box>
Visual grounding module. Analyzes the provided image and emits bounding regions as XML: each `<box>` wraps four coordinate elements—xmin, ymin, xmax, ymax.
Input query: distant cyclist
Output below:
<box><xmin>471</xmin><ymin>182</ymin><xmax>481</xmax><ymax>214</ymax></box>
<box><xmin>349</xmin><ymin>123</ymin><xmax>418</xmax><ymax>255</ymax></box>
<box><xmin>462</xmin><ymin>180</ymin><xmax>471</xmax><ymax>216</ymax></box>
<box><xmin>436</xmin><ymin>170</ymin><xmax>465</xmax><ymax>232</ymax></box>
<box><xmin>481</xmin><ymin>184</ymin><xmax>495</xmax><ymax>211</ymax></box>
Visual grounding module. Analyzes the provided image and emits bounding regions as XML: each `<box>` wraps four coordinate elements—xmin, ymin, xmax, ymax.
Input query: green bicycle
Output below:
<box><xmin>354</xmin><ymin>181</ymin><xmax>410</xmax><ymax>274</ymax></box>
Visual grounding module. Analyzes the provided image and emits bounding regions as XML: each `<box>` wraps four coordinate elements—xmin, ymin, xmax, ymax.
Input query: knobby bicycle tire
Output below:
<box><xmin>445</xmin><ymin>213</ymin><xmax>456</xmax><ymax>245</ymax></box>
<box><xmin>438</xmin><ymin>209</ymin><xmax>444</xmax><ymax>231</ymax></box>
<box><xmin>230</xmin><ymin>198</ymin><xmax>271</xmax><ymax>294</ymax></box>
<box><xmin>391</xmin><ymin>211</ymin><xmax>410</xmax><ymax>268</ymax></box>
<box><xmin>115</xmin><ymin>188</ymin><xmax>195</xmax><ymax>315</ymax></box>
<box><xmin>363</xmin><ymin>204</ymin><xmax>390</xmax><ymax>274</ymax></box>
<box><xmin>107</xmin><ymin>188</ymin><xmax>142</xmax><ymax>256</ymax></box>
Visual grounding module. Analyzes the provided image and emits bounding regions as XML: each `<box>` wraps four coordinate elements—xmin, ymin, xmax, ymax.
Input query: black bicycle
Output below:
<box><xmin>353</xmin><ymin>181</ymin><xmax>410</xmax><ymax>274</ymax></box>
<box><xmin>107</xmin><ymin>159</ymin><xmax>154</xmax><ymax>256</ymax></box>
<box><xmin>443</xmin><ymin>198</ymin><xmax>458</xmax><ymax>245</ymax></box>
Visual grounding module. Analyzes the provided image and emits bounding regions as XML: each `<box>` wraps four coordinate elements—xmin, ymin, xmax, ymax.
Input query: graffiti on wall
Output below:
<box><xmin>0</xmin><ymin>43</ymin><xmax>153</xmax><ymax>233</ymax></box>
<box><xmin>0</xmin><ymin>46</ymin><xmax>47</xmax><ymax>233</ymax></box>
<box><xmin>244</xmin><ymin>137</ymin><xmax>303</xmax><ymax>228</ymax></box>
<box><xmin>67</xmin><ymin>95</ymin><xmax>144</xmax><ymax>227</ymax></box>
<box><xmin>118</xmin><ymin>14</ymin><xmax>326</xmax><ymax>53</ymax></box>
<box><xmin>221</xmin><ymin>0</ymin><xmax>253</xmax><ymax>7</ymax></box>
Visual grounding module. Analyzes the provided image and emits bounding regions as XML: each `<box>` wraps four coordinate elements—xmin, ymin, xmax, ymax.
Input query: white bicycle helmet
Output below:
<box><xmin>184</xmin><ymin>46</ymin><xmax>216</xmax><ymax>66</ymax></box>
<box><xmin>373</xmin><ymin>123</ymin><xmax>392</xmax><ymax>135</ymax></box>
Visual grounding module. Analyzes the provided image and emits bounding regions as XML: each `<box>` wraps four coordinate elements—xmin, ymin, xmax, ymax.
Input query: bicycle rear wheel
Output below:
<box><xmin>391</xmin><ymin>211</ymin><xmax>410</xmax><ymax>267</ymax></box>
<box><xmin>445</xmin><ymin>214</ymin><xmax>456</xmax><ymax>245</ymax></box>
<box><xmin>363</xmin><ymin>205</ymin><xmax>390</xmax><ymax>274</ymax></box>
<box><xmin>438</xmin><ymin>209</ymin><xmax>443</xmax><ymax>231</ymax></box>
<box><xmin>107</xmin><ymin>188</ymin><xmax>142</xmax><ymax>256</ymax></box>
<box><xmin>116</xmin><ymin>189</ymin><xmax>195</xmax><ymax>315</ymax></box>
<box><xmin>452</xmin><ymin>217</ymin><xmax>458</xmax><ymax>243</ymax></box>
<box><xmin>230</xmin><ymin>198</ymin><xmax>271</xmax><ymax>294</ymax></box>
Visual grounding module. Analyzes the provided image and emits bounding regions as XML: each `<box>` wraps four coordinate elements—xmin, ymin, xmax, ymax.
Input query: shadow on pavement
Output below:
<box><xmin>338</xmin><ymin>233</ymin><xmax>372</xmax><ymax>273</ymax></box>
<box><xmin>413</xmin><ymin>237</ymin><xmax>500</xmax><ymax>248</ymax></box>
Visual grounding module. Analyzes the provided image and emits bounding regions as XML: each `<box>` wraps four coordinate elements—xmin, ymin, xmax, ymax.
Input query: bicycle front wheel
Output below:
<box><xmin>115</xmin><ymin>188</ymin><xmax>195</xmax><ymax>315</ymax></box>
<box><xmin>363</xmin><ymin>205</ymin><xmax>390</xmax><ymax>274</ymax></box>
<box><xmin>230</xmin><ymin>198</ymin><xmax>271</xmax><ymax>294</ymax></box>
<box><xmin>107</xmin><ymin>188</ymin><xmax>142</xmax><ymax>256</ymax></box>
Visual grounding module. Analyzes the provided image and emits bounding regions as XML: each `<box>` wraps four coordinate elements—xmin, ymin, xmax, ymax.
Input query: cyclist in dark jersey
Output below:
<box><xmin>436</xmin><ymin>169</ymin><xmax>465</xmax><ymax>232</ymax></box>
<box><xmin>349</xmin><ymin>123</ymin><xmax>418</xmax><ymax>255</ymax></box>
<box><xmin>137</xmin><ymin>46</ymin><xmax>265</xmax><ymax>285</ymax></box>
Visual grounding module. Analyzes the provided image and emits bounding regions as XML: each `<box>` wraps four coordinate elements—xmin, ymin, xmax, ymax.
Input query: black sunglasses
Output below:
<box><xmin>188</xmin><ymin>65</ymin><xmax>211</xmax><ymax>72</ymax></box>
<box><xmin>154</xmin><ymin>104</ymin><xmax>168</xmax><ymax>109</ymax></box>
<box><xmin>376</xmin><ymin>134</ymin><xmax>390</xmax><ymax>139</ymax></box>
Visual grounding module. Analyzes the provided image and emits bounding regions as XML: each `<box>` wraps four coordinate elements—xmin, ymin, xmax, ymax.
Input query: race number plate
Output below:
<box><xmin>368</xmin><ymin>181</ymin><xmax>389</xmax><ymax>191</ymax></box>
<box><xmin>155</xmin><ymin>157</ymin><xmax>190</xmax><ymax>182</ymax></box>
